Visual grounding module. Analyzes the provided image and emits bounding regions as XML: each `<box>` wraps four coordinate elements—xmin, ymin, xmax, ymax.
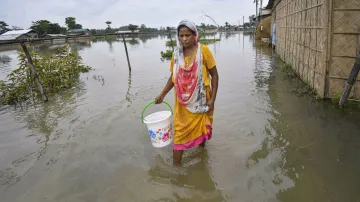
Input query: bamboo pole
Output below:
<box><xmin>20</xmin><ymin>42</ymin><xmax>48</xmax><ymax>102</ymax></box>
<box><xmin>122</xmin><ymin>34</ymin><xmax>131</xmax><ymax>71</ymax></box>
<box><xmin>339</xmin><ymin>54</ymin><xmax>360</xmax><ymax>107</ymax></box>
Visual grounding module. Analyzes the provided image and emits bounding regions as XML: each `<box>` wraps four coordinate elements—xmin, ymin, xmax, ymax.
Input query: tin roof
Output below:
<box><xmin>1</xmin><ymin>29</ymin><xmax>34</xmax><ymax>36</ymax></box>
<box><xmin>0</xmin><ymin>34</ymin><xmax>21</xmax><ymax>41</ymax></box>
<box><xmin>67</xmin><ymin>29</ymin><xmax>90</xmax><ymax>33</ymax></box>
<box><xmin>45</xmin><ymin>34</ymin><xmax>67</xmax><ymax>37</ymax></box>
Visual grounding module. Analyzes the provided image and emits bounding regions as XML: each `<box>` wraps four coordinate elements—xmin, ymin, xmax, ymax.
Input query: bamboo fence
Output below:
<box><xmin>272</xmin><ymin>0</ymin><xmax>360</xmax><ymax>100</ymax></box>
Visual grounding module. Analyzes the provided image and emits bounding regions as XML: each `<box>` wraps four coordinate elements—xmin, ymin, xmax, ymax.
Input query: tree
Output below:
<box><xmin>60</xmin><ymin>27</ymin><xmax>67</xmax><ymax>34</ymax></box>
<box><xmin>65</xmin><ymin>17</ymin><xmax>82</xmax><ymax>30</ymax></box>
<box><xmin>225</xmin><ymin>22</ymin><xmax>230</xmax><ymax>30</ymax></box>
<box><xmin>128</xmin><ymin>24</ymin><xmax>138</xmax><ymax>32</ymax></box>
<box><xmin>30</xmin><ymin>20</ymin><xmax>63</xmax><ymax>37</ymax></box>
<box><xmin>73</xmin><ymin>24</ymin><xmax>82</xmax><ymax>29</ymax></box>
<box><xmin>140</xmin><ymin>24</ymin><xmax>146</xmax><ymax>32</ymax></box>
<box><xmin>0</xmin><ymin>21</ymin><xmax>10</xmax><ymax>34</ymax></box>
<box><xmin>105</xmin><ymin>21</ymin><xmax>112</xmax><ymax>33</ymax></box>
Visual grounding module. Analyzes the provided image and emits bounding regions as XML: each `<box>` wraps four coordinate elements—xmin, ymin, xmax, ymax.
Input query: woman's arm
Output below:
<box><xmin>155</xmin><ymin>74</ymin><xmax>174</xmax><ymax>104</ymax></box>
<box><xmin>207</xmin><ymin>66</ymin><xmax>219</xmax><ymax>115</ymax></box>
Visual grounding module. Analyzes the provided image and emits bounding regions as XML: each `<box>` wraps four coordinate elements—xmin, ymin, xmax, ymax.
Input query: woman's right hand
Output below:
<box><xmin>155</xmin><ymin>94</ymin><xmax>164</xmax><ymax>104</ymax></box>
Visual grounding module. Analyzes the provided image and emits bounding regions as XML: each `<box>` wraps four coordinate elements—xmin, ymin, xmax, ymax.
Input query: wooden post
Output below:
<box><xmin>122</xmin><ymin>34</ymin><xmax>131</xmax><ymax>71</ymax></box>
<box><xmin>339</xmin><ymin>54</ymin><xmax>360</xmax><ymax>107</ymax></box>
<box><xmin>339</xmin><ymin>32</ymin><xmax>360</xmax><ymax>107</ymax></box>
<box><xmin>20</xmin><ymin>42</ymin><xmax>48</xmax><ymax>102</ymax></box>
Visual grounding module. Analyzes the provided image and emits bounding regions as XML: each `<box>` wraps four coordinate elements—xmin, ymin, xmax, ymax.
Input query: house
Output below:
<box><xmin>271</xmin><ymin>0</ymin><xmax>360</xmax><ymax>100</ymax></box>
<box><xmin>0</xmin><ymin>29</ymin><xmax>38</xmax><ymax>44</ymax></box>
<box><xmin>66</xmin><ymin>29</ymin><xmax>91</xmax><ymax>36</ymax></box>
<box><xmin>44</xmin><ymin>34</ymin><xmax>67</xmax><ymax>39</ymax></box>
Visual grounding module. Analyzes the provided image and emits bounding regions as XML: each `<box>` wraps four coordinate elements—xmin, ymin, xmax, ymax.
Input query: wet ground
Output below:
<box><xmin>1</xmin><ymin>32</ymin><xmax>360</xmax><ymax>202</ymax></box>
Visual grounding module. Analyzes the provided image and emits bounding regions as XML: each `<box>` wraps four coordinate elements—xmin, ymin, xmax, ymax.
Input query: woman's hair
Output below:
<box><xmin>177</xmin><ymin>25</ymin><xmax>196</xmax><ymax>36</ymax></box>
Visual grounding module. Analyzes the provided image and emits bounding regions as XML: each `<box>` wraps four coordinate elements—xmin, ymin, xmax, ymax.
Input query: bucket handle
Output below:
<box><xmin>141</xmin><ymin>101</ymin><xmax>173</xmax><ymax>123</ymax></box>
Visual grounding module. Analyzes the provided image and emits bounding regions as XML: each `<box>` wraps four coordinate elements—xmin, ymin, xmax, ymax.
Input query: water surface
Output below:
<box><xmin>1</xmin><ymin>33</ymin><xmax>360</xmax><ymax>202</ymax></box>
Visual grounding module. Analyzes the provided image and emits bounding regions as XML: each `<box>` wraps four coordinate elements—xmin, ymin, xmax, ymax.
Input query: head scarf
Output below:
<box><xmin>173</xmin><ymin>20</ymin><xmax>208</xmax><ymax>113</ymax></box>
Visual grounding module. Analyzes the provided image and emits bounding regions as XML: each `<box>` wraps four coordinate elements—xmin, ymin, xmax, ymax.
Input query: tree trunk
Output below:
<box><xmin>20</xmin><ymin>42</ymin><xmax>48</xmax><ymax>102</ymax></box>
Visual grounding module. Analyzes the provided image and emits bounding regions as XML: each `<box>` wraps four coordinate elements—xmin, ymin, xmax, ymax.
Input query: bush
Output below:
<box><xmin>0</xmin><ymin>44</ymin><xmax>91</xmax><ymax>105</ymax></box>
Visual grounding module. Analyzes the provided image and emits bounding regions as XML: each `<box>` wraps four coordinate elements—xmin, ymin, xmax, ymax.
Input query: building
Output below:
<box><xmin>0</xmin><ymin>29</ymin><xmax>38</xmax><ymax>44</ymax></box>
<box><xmin>44</xmin><ymin>34</ymin><xmax>67</xmax><ymax>39</ymax></box>
<box><xmin>67</xmin><ymin>29</ymin><xmax>91</xmax><ymax>36</ymax></box>
<box><xmin>271</xmin><ymin>0</ymin><xmax>360</xmax><ymax>100</ymax></box>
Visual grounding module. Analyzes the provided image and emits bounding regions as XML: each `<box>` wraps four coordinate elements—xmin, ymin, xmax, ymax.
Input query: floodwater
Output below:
<box><xmin>1</xmin><ymin>32</ymin><xmax>360</xmax><ymax>202</ymax></box>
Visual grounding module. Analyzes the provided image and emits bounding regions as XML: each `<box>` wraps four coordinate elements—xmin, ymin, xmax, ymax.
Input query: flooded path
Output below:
<box><xmin>1</xmin><ymin>33</ymin><xmax>360</xmax><ymax>202</ymax></box>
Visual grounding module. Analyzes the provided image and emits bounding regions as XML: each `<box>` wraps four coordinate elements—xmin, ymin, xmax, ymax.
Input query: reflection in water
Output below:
<box><xmin>106</xmin><ymin>38</ymin><xmax>114</xmax><ymax>53</ymax></box>
<box><xmin>139</xmin><ymin>34</ymin><xmax>159</xmax><ymax>44</ymax></box>
<box><xmin>148</xmin><ymin>149</ymin><xmax>225</xmax><ymax>201</ymax></box>
<box><xmin>248</xmin><ymin>40</ymin><xmax>360</xmax><ymax>201</ymax></box>
<box><xmin>0</xmin><ymin>55</ymin><xmax>12</xmax><ymax>65</ymax></box>
<box><xmin>0</xmin><ymin>55</ymin><xmax>12</xmax><ymax>77</ymax></box>
<box><xmin>18</xmin><ymin>82</ymin><xmax>86</xmax><ymax>152</ymax></box>
<box><xmin>126</xmin><ymin>71</ymin><xmax>132</xmax><ymax>103</ymax></box>
<box><xmin>128</xmin><ymin>38</ymin><xmax>140</xmax><ymax>46</ymax></box>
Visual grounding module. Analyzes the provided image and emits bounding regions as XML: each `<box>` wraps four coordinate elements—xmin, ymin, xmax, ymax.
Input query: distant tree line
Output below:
<box><xmin>1</xmin><ymin>17</ymin><xmax>254</xmax><ymax>38</ymax></box>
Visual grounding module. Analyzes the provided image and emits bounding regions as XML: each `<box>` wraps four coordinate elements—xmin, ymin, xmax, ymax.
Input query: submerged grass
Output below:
<box><xmin>162</xmin><ymin>38</ymin><xmax>221</xmax><ymax>61</ymax></box>
<box><xmin>165</xmin><ymin>38</ymin><xmax>221</xmax><ymax>48</ymax></box>
<box><xmin>276</xmin><ymin>55</ymin><xmax>360</xmax><ymax>108</ymax></box>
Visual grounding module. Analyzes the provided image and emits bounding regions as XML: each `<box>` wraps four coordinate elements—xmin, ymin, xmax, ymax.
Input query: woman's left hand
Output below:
<box><xmin>207</xmin><ymin>100</ymin><xmax>214</xmax><ymax>115</ymax></box>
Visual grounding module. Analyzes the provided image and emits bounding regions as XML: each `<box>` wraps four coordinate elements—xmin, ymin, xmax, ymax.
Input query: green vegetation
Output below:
<box><xmin>165</xmin><ymin>39</ymin><xmax>220</xmax><ymax>48</ymax></box>
<box><xmin>160</xmin><ymin>50</ymin><xmax>173</xmax><ymax>61</ymax></box>
<box><xmin>0</xmin><ymin>44</ymin><xmax>91</xmax><ymax>105</ymax></box>
<box><xmin>199</xmin><ymin>38</ymin><xmax>221</xmax><ymax>45</ymax></box>
<box><xmin>0</xmin><ymin>21</ymin><xmax>10</xmax><ymax>35</ymax></box>
<box><xmin>166</xmin><ymin>40</ymin><xmax>176</xmax><ymax>47</ymax></box>
<box><xmin>161</xmin><ymin>38</ymin><xmax>221</xmax><ymax>61</ymax></box>
<box><xmin>128</xmin><ymin>24</ymin><xmax>139</xmax><ymax>32</ymax></box>
<box><xmin>331</xmin><ymin>92</ymin><xmax>360</xmax><ymax>109</ymax></box>
<box><xmin>290</xmin><ymin>83</ymin><xmax>316</xmax><ymax>96</ymax></box>
<box><xmin>30</xmin><ymin>20</ymin><xmax>67</xmax><ymax>37</ymax></box>
<box><xmin>282</xmin><ymin>63</ymin><xmax>296</xmax><ymax>77</ymax></box>
<box><xmin>65</xmin><ymin>17</ymin><xmax>82</xmax><ymax>30</ymax></box>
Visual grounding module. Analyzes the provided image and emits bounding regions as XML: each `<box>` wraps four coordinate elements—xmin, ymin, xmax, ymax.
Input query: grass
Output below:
<box><xmin>255</xmin><ymin>16</ymin><xmax>271</xmax><ymax>40</ymax></box>
<box><xmin>199</xmin><ymin>38</ymin><xmax>221</xmax><ymax>45</ymax></box>
<box><xmin>331</xmin><ymin>92</ymin><xmax>360</xmax><ymax>108</ymax></box>
<box><xmin>282</xmin><ymin>63</ymin><xmax>296</xmax><ymax>77</ymax></box>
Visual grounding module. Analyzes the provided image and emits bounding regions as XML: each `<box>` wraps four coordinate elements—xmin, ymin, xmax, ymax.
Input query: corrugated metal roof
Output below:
<box><xmin>0</xmin><ymin>34</ymin><xmax>21</xmax><ymax>41</ymax></box>
<box><xmin>67</xmin><ymin>29</ymin><xmax>90</xmax><ymax>33</ymax></box>
<box><xmin>45</xmin><ymin>34</ymin><xmax>67</xmax><ymax>37</ymax></box>
<box><xmin>1</xmin><ymin>29</ymin><xmax>34</xmax><ymax>36</ymax></box>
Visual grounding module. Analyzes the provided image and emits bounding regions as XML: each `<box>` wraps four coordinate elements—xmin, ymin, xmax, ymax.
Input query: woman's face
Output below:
<box><xmin>178</xmin><ymin>27</ymin><xmax>195</xmax><ymax>48</ymax></box>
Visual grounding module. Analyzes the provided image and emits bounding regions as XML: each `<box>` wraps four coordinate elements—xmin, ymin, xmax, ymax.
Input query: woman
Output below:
<box><xmin>155</xmin><ymin>20</ymin><xmax>219</xmax><ymax>166</ymax></box>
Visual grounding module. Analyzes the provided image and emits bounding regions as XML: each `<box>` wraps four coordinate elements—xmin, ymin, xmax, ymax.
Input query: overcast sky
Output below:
<box><xmin>1</xmin><ymin>0</ymin><xmax>269</xmax><ymax>29</ymax></box>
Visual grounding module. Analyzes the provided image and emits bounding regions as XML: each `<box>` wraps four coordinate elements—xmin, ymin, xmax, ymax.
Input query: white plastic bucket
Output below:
<box><xmin>141</xmin><ymin>101</ymin><xmax>173</xmax><ymax>148</ymax></box>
